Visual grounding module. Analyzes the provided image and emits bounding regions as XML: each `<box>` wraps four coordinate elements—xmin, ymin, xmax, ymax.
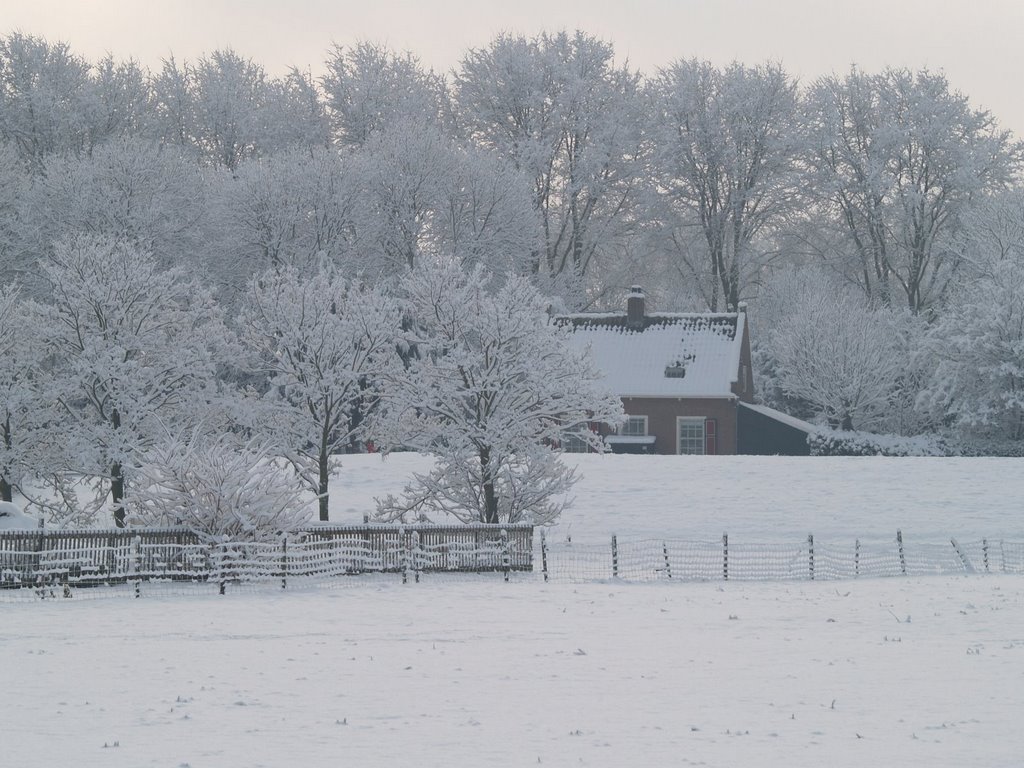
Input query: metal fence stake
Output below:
<box><xmin>897</xmin><ymin>529</ymin><xmax>907</xmax><ymax>576</ymax></box>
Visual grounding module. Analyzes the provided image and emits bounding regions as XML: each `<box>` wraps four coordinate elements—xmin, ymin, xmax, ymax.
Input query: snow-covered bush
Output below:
<box><xmin>808</xmin><ymin>429</ymin><xmax>949</xmax><ymax>457</ymax></box>
<box><xmin>126</xmin><ymin>434</ymin><xmax>310</xmax><ymax>543</ymax></box>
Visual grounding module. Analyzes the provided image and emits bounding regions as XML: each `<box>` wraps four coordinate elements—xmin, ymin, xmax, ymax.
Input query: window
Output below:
<box><xmin>677</xmin><ymin>417</ymin><xmax>705</xmax><ymax>455</ymax></box>
<box><xmin>619</xmin><ymin>415</ymin><xmax>648</xmax><ymax>436</ymax></box>
<box><xmin>561</xmin><ymin>423</ymin><xmax>595</xmax><ymax>453</ymax></box>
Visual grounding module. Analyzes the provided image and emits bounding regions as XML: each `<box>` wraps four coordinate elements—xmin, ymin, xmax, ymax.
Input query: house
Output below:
<box><xmin>557</xmin><ymin>287</ymin><xmax>812</xmax><ymax>455</ymax></box>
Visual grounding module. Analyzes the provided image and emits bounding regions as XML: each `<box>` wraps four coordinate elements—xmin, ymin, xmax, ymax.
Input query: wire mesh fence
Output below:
<box><xmin>3</xmin><ymin>525</ymin><xmax>1023</xmax><ymax>602</ymax></box>
<box><xmin>536</xmin><ymin>531</ymin><xmax>1024</xmax><ymax>583</ymax></box>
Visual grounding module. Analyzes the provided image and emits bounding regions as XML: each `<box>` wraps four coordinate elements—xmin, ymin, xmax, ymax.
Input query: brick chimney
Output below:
<box><xmin>626</xmin><ymin>285</ymin><xmax>645</xmax><ymax>330</ymax></box>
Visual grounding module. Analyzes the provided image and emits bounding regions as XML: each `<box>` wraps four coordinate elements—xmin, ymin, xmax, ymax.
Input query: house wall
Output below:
<box><xmin>621</xmin><ymin>397</ymin><xmax>739</xmax><ymax>455</ymax></box>
<box><xmin>737</xmin><ymin>405</ymin><xmax>812</xmax><ymax>456</ymax></box>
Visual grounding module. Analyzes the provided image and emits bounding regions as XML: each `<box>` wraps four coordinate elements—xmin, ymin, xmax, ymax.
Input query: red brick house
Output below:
<box><xmin>557</xmin><ymin>287</ymin><xmax>809</xmax><ymax>455</ymax></box>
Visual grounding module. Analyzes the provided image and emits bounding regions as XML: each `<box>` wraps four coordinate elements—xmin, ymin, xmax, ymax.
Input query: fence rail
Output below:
<box><xmin>0</xmin><ymin>524</ymin><xmax>533</xmax><ymax>596</ymax></box>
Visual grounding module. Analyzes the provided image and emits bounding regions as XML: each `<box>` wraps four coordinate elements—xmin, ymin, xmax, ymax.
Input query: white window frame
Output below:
<box><xmin>619</xmin><ymin>415</ymin><xmax>648</xmax><ymax>437</ymax></box>
<box><xmin>561</xmin><ymin>424</ymin><xmax>593</xmax><ymax>453</ymax></box>
<box><xmin>676</xmin><ymin>416</ymin><xmax>705</xmax><ymax>455</ymax></box>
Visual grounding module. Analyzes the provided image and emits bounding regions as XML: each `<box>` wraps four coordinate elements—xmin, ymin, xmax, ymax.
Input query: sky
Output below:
<box><xmin>2</xmin><ymin>0</ymin><xmax>1022</xmax><ymax>137</ymax></box>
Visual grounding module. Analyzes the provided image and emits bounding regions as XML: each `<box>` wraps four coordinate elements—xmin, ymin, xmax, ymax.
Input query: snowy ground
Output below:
<box><xmin>6</xmin><ymin>455</ymin><xmax>1024</xmax><ymax>766</ymax></box>
<box><xmin>4</xmin><ymin>576</ymin><xmax>1024</xmax><ymax>767</ymax></box>
<box><xmin>331</xmin><ymin>453</ymin><xmax>1024</xmax><ymax>543</ymax></box>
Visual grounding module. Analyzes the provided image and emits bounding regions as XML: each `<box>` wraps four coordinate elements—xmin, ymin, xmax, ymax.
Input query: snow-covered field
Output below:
<box><xmin>6</xmin><ymin>455</ymin><xmax>1024</xmax><ymax>767</ymax></box>
<box><xmin>332</xmin><ymin>453</ymin><xmax>1024</xmax><ymax>543</ymax></box>
<box><xmin>4</xmin><ymin>577</ymin><xmax>1024</xmax><ymax>767</ymax></box>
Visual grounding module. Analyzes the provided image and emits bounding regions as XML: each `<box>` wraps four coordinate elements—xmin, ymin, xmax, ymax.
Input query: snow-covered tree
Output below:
<box><xmin>151</xmin><ymin>48</ymin><xmax>307</xmax><ymax>169</ymax></box>
<box><xmin>649</xmin><ymin>60</ymin><xmax>802</xmax><ymax>311</ymax></box>
<box><xmin>34</xmin><ymin>235</ymin><xmax>228</xmax><ymax>526</ymax></box>
<box><xmin>0</xmin><ymin>141</ymin><xmax>30</xmax><ymax>283</ymax></box>
<box><xmin>376</xmin><ymin>264</ymin><xmax>623</xmax><ymax>525</ymax></box>
<box><xmin>455</xmin><ymin>31</ymin><xmax>648</xmax><ymax>298</ymax></box>
<box><xmin>346</xmin><ymin>122</ymin><xmax>540</xmax><ymax>279</ymax></box>
<box><xmin>804</xmin><ymin>68</ymin><xmax>1023</xmax><ymax>313</ymax></box>
<box><xmin>86</xmin><ymin>54</ymin><xmax>151</xmax><ymax>146</ymax></box>
<box><xmin>126</xmin><ymin>432</ymin><xmax>310</xmax><ymax>543</ymax></box>
<box><xmin>0</xmin><ymin>33</ymin><xmax>93</xmax><ymax>166</ymax></box>
<box><xmin>28</xmin><ymin>138</ymin><xmax>207</xmax><ymax>269</ymax></box>
<box><xmin>764</xmin><ymin>273</ymin><xmax>905</xmax><ymax>431</ymax></box>
<box><xmin>211</xmin><ymin>146</ymin><xmax>364</xmax><ymax>298</ymax></box>
<box><xmin>321</xmin><ymin>42</ymin><xmax>451</xmax><ymax>148</ymax></box>
<box><xmin>241</xmin><ymin>265</ymin><xmax>402</xmax><ymax>521</ymax></box>
<box><xmin>0</xmin><ymin>285</ymin><xmax>50</xmax><ymax>502</ymax></box>
<box><xmin>916</xmin><ymin>257</ymin><xmax>1024</xmax><ymax>447</ymax></box>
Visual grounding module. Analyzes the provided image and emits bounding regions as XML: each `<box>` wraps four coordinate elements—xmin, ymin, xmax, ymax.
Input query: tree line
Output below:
<box><xmin>1</xmin><ymin>30</ymin><xmax>1023</xmax><ymax>526</ymax></box>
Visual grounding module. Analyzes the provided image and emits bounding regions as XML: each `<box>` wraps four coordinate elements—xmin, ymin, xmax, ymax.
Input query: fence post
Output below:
<box><xmin>982</xmin><ymin>539</ymin><xmax>990</xmax><ymax>572</ymax></box>
<box><xmin>540</xmin><ymin>529</ymin><xmax>549</xmax><ymax>583</ymax></box>
<box><xmin>281</xmin><ymin>535</ymin><xmax>288</xmax><ymax>590</ymax></box>
<box><xmin>105</xmin><ymin>531</ymin><xmax>115</xmax><ymax>580</ymax></box>
<box><xmin>663</xmin><ymin>542</ymin><xmax>672</xmax><ymax>579</ymax></box>
<box><xmin>854</xmin><ymin>539</ymin><xmax>860</xmax><ymax>578</ymax></box>
<box><xmin>412</xmin><ymin>531</ymin><xmax>421</xmax><ymax>583</ymax></box>
<box><xmin>611</xmin><ymin>534</ymin><xmax>619</xmax><ymax>578</ymax></box>
<box><xmin>500</xmin><ymin>528</ymin><xmax>510</xmax><ymax>582</ymax></box>
<box><xmin>130</xmin><ymin>535</ymin><xmax>141</xmax><ymax>599</ymax></box>
<box><xmin>400</xmin><ymin>528</ymin><xmax>409</xmax><ymax>584</ymax></box>
<box><xmin>808</xmin><ymin>533</ymin><xmax>815</xmax><ymax>580</ymax></box>
<box><xmin>722</xmin><ymin>533</ymin><xmax>729</xmax><ymax>581</ymax></box>
<box><xmin>218</xmin><ymin>543</ymin><xmax>228</xmax><ymax>595</ymax></box>
<box><xmin>951</xmin><ymin>538</ymin><xmax>972</xmax><ymax>572</ymax></box>
<box><xmin>896</xmin><ymin>529</ymin><xmax>906</xmax><ymax>576</ymax></box>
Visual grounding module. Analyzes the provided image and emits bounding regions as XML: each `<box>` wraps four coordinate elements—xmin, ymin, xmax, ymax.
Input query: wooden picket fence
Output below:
<box><xmin>0</xmin><ymin>524</ymin><xmax>534</xmax><ymax>593</ymax></box>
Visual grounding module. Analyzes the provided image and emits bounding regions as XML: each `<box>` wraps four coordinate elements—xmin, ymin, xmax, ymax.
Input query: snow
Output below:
<box><xmin>0</xmin><ymin>500</ymin><xmax>36</xmax><ymax>530</ymax></box>
<box><xmin>330</xmin><ymin>453</ymin><xmax>1024</xmax><ymax>544</ymax></box>
<box><xmin>7</xmin><ymin>454</ymin><xmax>1024</xmax><ymax>766</ymax></box>
<box><xmin>4</xmin><ymin>577</ymin><xmax>1024</xmax><ymax>767</ymax></box>
<box><xmin>561</xmin><ymin>312</ymin><xmax>744</xmax><ymax>397</ymax></box>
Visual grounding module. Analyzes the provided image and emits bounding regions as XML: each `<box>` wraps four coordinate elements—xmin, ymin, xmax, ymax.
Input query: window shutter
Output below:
<box><xmin>705</xmin><ymin>418</ymin><xmax>717</xmax><ymax>455</ymax></box>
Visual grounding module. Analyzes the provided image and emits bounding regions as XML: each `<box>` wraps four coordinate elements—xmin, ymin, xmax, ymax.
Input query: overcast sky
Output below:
<box><xmin>3</xmin><ymin>0</ymin><xmax>1022</xmax><ymax>136</ymax></box>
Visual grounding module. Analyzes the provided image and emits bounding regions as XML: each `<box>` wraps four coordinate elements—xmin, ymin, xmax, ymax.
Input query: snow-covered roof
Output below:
<box><xmin>558</xmin><ymin>311</ymin><xmax>745</xmax><ymax>398</ymax></box>
<box><xmin>739</xmin><ymin>402</ymin><xmax>817</xmax><ymax>433</ymax></box>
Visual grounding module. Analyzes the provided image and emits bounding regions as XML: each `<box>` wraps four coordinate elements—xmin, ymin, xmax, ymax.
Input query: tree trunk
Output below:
<box><xmin>110</xmin><ymin>407</ymin><xmax>126</xmax><ymax>527</ymax></box>
<box><xmin>111</xmin><ymin>460</ymin><xmax>125</xmax><ymax>527</ymax></box>
<box><xmin>1</xmin><ymin>413</ymin><xmax>11</xmax><ymax>502</ymax></box>
<box><xmin>318</xmin><ymin>447</ymin><xmax>330</xmax><ymax>522</ymax></box>
<box><xmin>479</xmin><ymin>446</ymin><xmax>499</xmax><ymax>524</ymax></box>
